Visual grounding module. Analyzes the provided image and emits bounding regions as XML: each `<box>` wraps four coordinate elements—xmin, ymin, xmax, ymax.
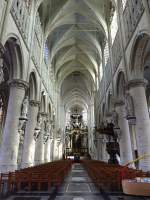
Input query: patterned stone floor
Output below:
<box><xmin>53</xmin><ymin>163</ymin><xmax>103</xmax><ymax>200</ymax></box>
<box><xmin>53</xmin><ymin>163</ymin><xmax>150</xmax><ymax>200</ymax></box>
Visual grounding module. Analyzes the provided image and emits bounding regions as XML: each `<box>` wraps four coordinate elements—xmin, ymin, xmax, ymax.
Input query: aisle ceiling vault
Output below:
<box><xmin>37</xmin><ymin>0</ymin><xmax>115</xmax><ymax>113</ymax></box>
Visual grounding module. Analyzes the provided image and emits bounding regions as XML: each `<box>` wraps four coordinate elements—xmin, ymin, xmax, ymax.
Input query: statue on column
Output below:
<box><xmin>43</xmin><ymin>119</ymin><xmax>51</xmax><ymax>144</ymax></box>
<box><xmin>0</xmin><ymin>62</ymin><xmax>4</xmax><ymax>84</ymax></box>
<box><xmin>34</xmin><ymin>114</ymin><xmax>42</xmax><ymax>140</ymax></box>
<box><xmin>112</xmin><ymin>110</ymin><xmax>118</xmax><ymax>126</ymax></box>
<box><xmin>36</xmin><ymin>114</ymin><xmax>42</xmax><ymax>130</ymax></box>
<box><xmin>21</xmin><ymin>96</ymin><xmax>29</xmax><ymax>118</ymax></box>
<box><xmin>18</xmin><ymin>96</ymin><xmax>29</xmax><ymax>143</ymax></box>
<box><xmin>46</xmin><ymin>120</ymin><xmax>51</xmax><ymax>135</ymax></box>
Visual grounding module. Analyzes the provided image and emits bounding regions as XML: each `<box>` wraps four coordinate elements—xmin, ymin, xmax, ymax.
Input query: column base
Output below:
<box><xmin>44</xmin><ymin>159</ymin><xmax>49</xmax><ymax>163</ymax></box>
<box><xmin>0</xmin><ymin>164</ymin><xmax>18</xmax><ymax>173</ymax></box>
<box><xmin>139</xmin><ymin>159</ymin><xmax>150</xmax><ymax>172</ymax></box>
<box><xmin>34</xmin><ymin>160</ymin><xmax>43</xmax><ymax>166</ymax></box>
<box><xmin>21</xmin><ymin>162</ymin><xmax>34</xmax><ymax>169</ymax></box>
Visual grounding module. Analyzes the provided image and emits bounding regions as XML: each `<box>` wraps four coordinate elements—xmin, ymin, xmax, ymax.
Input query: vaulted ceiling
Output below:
<box><xmin>37</xmin><ymin>0</ymin><xmax>115</xmax><ymax>113</ymax></box>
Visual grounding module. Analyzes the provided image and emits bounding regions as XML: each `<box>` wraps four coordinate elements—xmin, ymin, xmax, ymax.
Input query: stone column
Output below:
<box><xmin>50</xmin><ymin>138</ymin><xmax>54</xmax><ymax>161</ymax></box>
<box><xmin>0</xmin><ymin>79</ymin><xmax>28</xmax><ymax>172</ymax></box>
<box><xmin>97</xmin><ymin>135</ymin><xmax>103</xmax><ymax>160</ymax></box>
<box><xmin>21</xmin><ymin>100</ymin><xmax>39</xmax><ymax>168</ymax></box>
<box><xmin>115</xmin><ymin>101</ymin><xmax>134</xmax><ymax>165</ymax></box>
<box><xmin>34</xmin><ymin>132</ymin><xmax>44</xmax><ymax>165</ymax></box>
<box><xmin>44</xmin><ymin>122</ymin><xmax>52</xmax><ymax>163</ymax></box>
<box><xmin>127</xmin><ymin>79</ymin><xmax>150</xmax><ymax>171</ymax></box>
<box><xmin>53</xmin><ymin>139</ymin><xmax>59</xmax><ymax>160</ymax></box>
<box><xmin>34</xmin><ymin>113</ymin><xmax>47</xmax><ymax>165</ymax></box>
<box><xmin>44</xmin><ymin>138</ymin><xmax>50</xmax><ymax>163</ymax></box>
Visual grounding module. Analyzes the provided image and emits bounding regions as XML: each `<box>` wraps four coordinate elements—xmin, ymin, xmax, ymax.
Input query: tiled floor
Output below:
<box><xmin>53</xmin><ymin>163</ymin><xmax>150</xmax><ymax>200</ymax></box>
<box><xmin>53</xmin><ymin>163</ymin><xmax>105</xmax><ymax>200</ymax></box>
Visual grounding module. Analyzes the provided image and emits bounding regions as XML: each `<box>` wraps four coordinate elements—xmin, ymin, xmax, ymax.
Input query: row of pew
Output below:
<box><xmin>82</xmin><ymin>160</ymin><xmax>150</xmax><ymax>192</ymax></box>
<box><xmin>0</xmin><ymin>160</ymin><xmax>72</xmax><ymax>193</ymax></box>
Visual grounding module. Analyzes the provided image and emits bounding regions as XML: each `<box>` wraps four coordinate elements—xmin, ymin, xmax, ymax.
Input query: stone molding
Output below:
<box><xmin>0</xmin><ymin>43</ymin><xmax>5</xmax><ymax>58</ymax></box>
<box><xmin>114</xmin><ymin>99</ymin><xmax>125</xmax><ymax>107</ymax></box>
<box><xmin>29</xmin><ymin>100</ymin><xmax>40</xmax><ymax>107</ymax></box>
<box><xmin>9</xmin><ymin>79</ymin><xmax>29</xmax><ymax>90</ymax></box>
<box><xmin>39</xmin><ymin>112</ymin><xmax>48</xmax><ymax>117</ymax></box>
<box><xmin>126</xmin><ymin>79</ymin><xmax>147</xmax><ymax>90</ymax></box>
<box><xmin>105</xmin><ymin>112</ymin><xmax>112</xmax><ymax>117</ymax></box>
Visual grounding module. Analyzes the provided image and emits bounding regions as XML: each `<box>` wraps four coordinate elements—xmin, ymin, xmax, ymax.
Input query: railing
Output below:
<box><xmin>11</xmin><ymin>0</ymin><xmax>43</xmax><ymax>70</ymax></box>
<box><xmin>31</xmin><ymin>13</ymin><xmax>43</xmax><ymax>69</ymax></box>
<box><xmin>11</xmin><ymin>0</ymin><xmax>30</xmax><ymax>45</ymax></box>
<box><xmin>123</xmin><ymin>0</ymin><xmax>144</xmax><ymax>46</ymax></box>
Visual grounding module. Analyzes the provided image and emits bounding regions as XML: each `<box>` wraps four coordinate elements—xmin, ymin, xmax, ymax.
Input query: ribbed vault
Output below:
<box><xmin>36</xmin><ymin>0</ymin><xmax>115</xmax><ymax>114</ymax></box>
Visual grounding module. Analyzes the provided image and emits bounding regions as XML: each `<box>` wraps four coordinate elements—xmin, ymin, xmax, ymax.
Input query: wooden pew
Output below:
<box><xmin>82</xmin><ymin>160</ymin><xmax>150</xmax><ymax>192</ymax></box>
<box><xmin>0</xmin><ymin>160</ymin><xmax>72</xmax><ymax>193</ymax></box>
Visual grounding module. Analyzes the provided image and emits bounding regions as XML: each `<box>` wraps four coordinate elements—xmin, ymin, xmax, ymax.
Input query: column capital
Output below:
<box><xmin>126</xmin><ymin>79</ymin><xmax>147</xmax><ymax>90</ymax></box>
<box><xmin>39</xmin><ymin>112</ymin><xmax>48</xmax><ymax>117</ymax></box>
<box><xmin>114</xmin><ymin>100</ymin><xmax>125</xmax><ymax>107</ymax></box>
<box><xmin>105</xmin><ymin>112</ymin><xmax>112</xmax><ymax>117</ymax></box>
<box><xmin>114</xmin><ymin>99</ymin><xmax>125</xmax><ymax>107</ymax></box>
<box><xmin>29</xmin><ymin>100</ymin><xmax>40</xmax><ymax>107</ymax></box>
<box><xmin>9</xmin><ymin>79</ymin><xmax>29</xmax><ymax>90</ymax></box>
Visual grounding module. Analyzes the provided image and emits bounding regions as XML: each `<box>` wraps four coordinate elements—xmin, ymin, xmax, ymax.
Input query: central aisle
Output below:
<box><xmin>53</xmin><ymin>163</ymin><xmax>103</xmax><ymax>200</ymax></box>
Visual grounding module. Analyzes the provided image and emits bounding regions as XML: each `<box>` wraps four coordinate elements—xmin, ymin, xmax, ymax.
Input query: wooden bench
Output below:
<box><xmin>82</xmin><ymin>160</ymin><xmax>150</xmax><ymax>192</ymax></box>
<box><xmin>0</xmin><ymin>160</ymin><xmax>72</xmax><ymax>193</ymax></box>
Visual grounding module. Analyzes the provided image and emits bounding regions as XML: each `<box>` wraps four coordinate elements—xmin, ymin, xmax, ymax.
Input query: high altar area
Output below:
<box><xmin>65</xmin><ymin>109</ymin><xmax>88</xmax><ymax>158</ymax></box>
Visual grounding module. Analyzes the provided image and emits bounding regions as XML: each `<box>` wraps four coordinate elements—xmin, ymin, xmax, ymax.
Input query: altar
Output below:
<box><xmin>65</xmin><ymin>112</ymin><xmax>89</xmax><ymax>157</ymax></box>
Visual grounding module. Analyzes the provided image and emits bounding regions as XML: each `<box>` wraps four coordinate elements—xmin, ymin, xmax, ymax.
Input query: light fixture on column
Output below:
<box><xmin>126</xmin><ymin>115</ymin><xmax>136</xmax><ymax>125</ymax></box>
<box><xmin>42</xmin><ymin>90</ymin><xmax>46</xmax><ymax>96</ymax></box>
<box><xmin>34</xmin><ymin>114</ymin><xmax>42</xmax><ymax>140</ymax></box>
<box><xmin>34</xmin><ymin>127</ymin><xmax>41</xmax><ymax>141</ymax></box>
<box><xmin>43</xmin><ymin>132</ymin><xmax>50</xmax><ymax>144</ymax></box>
<box><xmin>113</xmin><ymin>125</ymin><xmax>121</xmax><ymax>141</ymax></box>
<box><xmin>18</xmin><ymin>117</ymin><xmax>28</xmax><ymax>132</ymax></box>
